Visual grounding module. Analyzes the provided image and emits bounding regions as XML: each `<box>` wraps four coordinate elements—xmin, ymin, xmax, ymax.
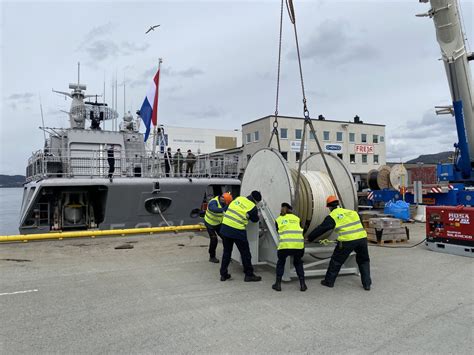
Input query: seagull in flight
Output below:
<box><xmin>146</xmin><ymin>25</ymin><xmax>160</xmax><ymax>34</ymax></box>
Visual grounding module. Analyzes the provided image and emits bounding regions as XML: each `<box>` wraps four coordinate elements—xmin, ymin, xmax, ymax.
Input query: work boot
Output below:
<box><xmin>299</xmin><ymin>278</ymin><xmax>308</xmax><ymax>292</ymax></box>
<box><xmin>244</xmin><ymin>274</ymin><xmax>262</xmax><ymax>282</ymax></box>
<box><xmin>320</xmin><ymin>279</ymin><xmax>334</xmax><ymax>288</ymax></box>
<box><xmin>209</xmin><ymin>257</ymin><xmax>219</xmax><ymax>263</ymax></box>
<box><xmin>272</xmin><ymin>277</ymin><xmax>282</xmax><ymax>292</ymax></box>
<box><xmin>220</xmin><ymin>274</ymin><xmax>231</xmax><ymax>282</ymax></box>
<box><xmin>363</xmin><ymin>285</ymin><xmax>371</xmax><ymax>291</ymax></box>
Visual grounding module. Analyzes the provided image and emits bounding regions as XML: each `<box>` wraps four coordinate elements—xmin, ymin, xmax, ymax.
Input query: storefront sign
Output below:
<box><xmin>290</xmin><ymin>141</ymin><xmax>307</xmax><ymax>152</ymax></box>
<box><xmin>355</xmin><ymin>144</ymin><xmax>374</xmax><ymax>154</ymax></box>
<box><xmin>324</xmin><ymin>144</ymin><xmax>343</xmax><ymax>152</ymax></box>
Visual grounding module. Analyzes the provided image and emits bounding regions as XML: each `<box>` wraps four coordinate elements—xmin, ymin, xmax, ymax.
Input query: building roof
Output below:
<box><xmin>242</xmin><ymin>115</ymin><xmax>386</xmax><ymax>128</ymax></box>
<box><xmin>208</xmin><ymin>146</ymin><xmax>243</xmax><ymax>156</ymax></box>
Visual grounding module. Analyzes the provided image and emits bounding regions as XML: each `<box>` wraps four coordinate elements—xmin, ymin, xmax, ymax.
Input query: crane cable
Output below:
<box><xmin>268</xmin><ymin>0</ymin><xmax>285</xmax><ymax>152</ymax></box>
<box><xmin>285</xmin><ymin>0</ymin><xmax>346</xmax><ymax>210</ymax></box>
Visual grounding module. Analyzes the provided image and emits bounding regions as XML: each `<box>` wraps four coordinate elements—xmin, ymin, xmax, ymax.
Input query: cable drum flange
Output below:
<box><xmin>367</xmin><ymin>169</ymin><xmax>380</xmax><ymax>190</ymax></box>
<box><xmin>377</xmin><ymin>165</ymin><xmax>392</xmax><ymax>190</ymax></box>
<box><xmin>390</xmin><ymin>164</ymin><xmax>408</xmax><ymax>190</ymax></box>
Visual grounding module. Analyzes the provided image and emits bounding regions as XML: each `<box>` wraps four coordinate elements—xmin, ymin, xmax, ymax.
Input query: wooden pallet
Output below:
<box><xmin>366</xmin><ymin>226</ymin><xmax>410</xmax><ymax>245</ymax></box>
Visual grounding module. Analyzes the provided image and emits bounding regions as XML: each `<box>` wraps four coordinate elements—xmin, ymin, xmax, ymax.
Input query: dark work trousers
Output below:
<box><xmin>276</xmin><ymin>249</ymin><xmax>305</xmax><ymax>278</ymax></box>
<box><xmin>207</xmin><ymin>225</ymin><xmax>221</xmax><ymax>258</ymax></box>
<box><xmin>220</xmin><ymin>236</ymin><xmax>254</xmax><ymax>277</ymax></box>
<box><xmin>324</xmin><ymin>238</ymin><xmax>371</xmax><ymax>287</ymax></box>
<box><xmin>186</xmin><ymin>163</ymin><xmax>195</xmax><ymax>176</ymax></box>
<box><xmin>165</xmin><ymin>163</ymin><xmax>171</xmax><ymax>177</ymax></box>
<box><xmin>107</xmin><ymin>158</ymin><xmax>115</xmax><ymax>178</ymax></box>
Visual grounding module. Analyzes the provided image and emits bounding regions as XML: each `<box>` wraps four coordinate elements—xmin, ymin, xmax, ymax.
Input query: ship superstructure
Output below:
<box><xmin>19</xmin><ymin>65</ymin><xmax>240</xmax><ymax>234</ymax></box>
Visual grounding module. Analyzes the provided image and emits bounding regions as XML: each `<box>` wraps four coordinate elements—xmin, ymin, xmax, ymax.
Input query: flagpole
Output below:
<box><xmin>152</xmin><ymin>58</ymin><xmax>162</xmax><ymax>176</ymax></box>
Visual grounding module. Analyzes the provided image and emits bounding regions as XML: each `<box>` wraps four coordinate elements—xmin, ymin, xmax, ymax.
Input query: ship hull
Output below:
<box><xmin>18</xmin><ymin>177</ymin><xmax>240</xmax><ymax>234</ymax></box>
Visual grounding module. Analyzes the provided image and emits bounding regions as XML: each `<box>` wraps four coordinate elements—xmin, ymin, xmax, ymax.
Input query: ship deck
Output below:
<box><xmin>0</xmin><ymin>223</ymin><xmax>472</xmax><ymax>354</ymax></box>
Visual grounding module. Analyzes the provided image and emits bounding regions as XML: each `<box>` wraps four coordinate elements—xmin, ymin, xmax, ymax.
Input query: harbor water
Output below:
<box><xmin>0</xmin><ymin>188</ymin><xmax>23</xmax><ymax>235</ymax></box>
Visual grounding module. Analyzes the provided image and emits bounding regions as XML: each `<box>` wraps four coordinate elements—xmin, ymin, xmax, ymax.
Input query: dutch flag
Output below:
<box><xmin>139</xmin><ymin>67</ymin><xmax>160</xmax><ymax>141</ymax></box>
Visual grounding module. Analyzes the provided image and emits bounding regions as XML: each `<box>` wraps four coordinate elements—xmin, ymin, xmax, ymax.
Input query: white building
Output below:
<box><xmin>146</xmin><ymin>125</ymin><xmax>242</xmax><ymax>154</ymax></box>
<box><xmin>242</xmin><ymin>115</ymin><xmax>386</xmax><ymax>183</ymax></box>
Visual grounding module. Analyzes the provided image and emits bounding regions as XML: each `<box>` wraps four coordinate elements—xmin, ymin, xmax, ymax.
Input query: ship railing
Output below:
<box><xmin>25</xmin><ymin>148</ymin><xmax>240</xmax><ymax>181</ymax></box>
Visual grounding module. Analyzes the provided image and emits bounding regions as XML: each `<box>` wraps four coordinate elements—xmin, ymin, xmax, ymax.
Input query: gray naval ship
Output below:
<box><xmin>19</xmin><ymin>68</ymin><xmax>240</xmax><ymax>234</ymax></box>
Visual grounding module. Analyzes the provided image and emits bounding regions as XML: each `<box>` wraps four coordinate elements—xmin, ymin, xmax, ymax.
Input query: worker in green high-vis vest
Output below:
<box><xmin>307</xmin><ymin>195</ymin><xmax>372</xmax><ymax>291</ymax></box>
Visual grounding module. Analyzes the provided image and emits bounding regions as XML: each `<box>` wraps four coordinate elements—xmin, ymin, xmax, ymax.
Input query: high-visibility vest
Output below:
<box><xmin>221</xmin><ymin>196</ymin><xmax>255</xmax><ymax>230</ymax></box>
<box><xmin>204</xmin><ymin>196</ymin><xmax>224</xmax><ymax>226</ymax></box>
<box><xmin>276</xmin><ymin>213</ymin><xmax>304</xmax><ymax>250</ymax></box>
<box><xmin>329</xmin><ymin>207</ymin><xmax>367</xmax><ymax>242</ymax></box>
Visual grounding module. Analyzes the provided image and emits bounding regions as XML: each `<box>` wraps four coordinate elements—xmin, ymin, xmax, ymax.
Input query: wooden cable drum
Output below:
<box><xmin>377</xmin><ymin>165</ymin><xmax>392</xmax><ymax>190</ymax></box>
<box><xmin>367</xmin><ymin>169</ymin><xmax>380</xmax><ymax>190</ymax></box>
<box><xmin>390</xmin><ymin>164</ymin><xmax>408</xmax><ymax>190</ymax></box>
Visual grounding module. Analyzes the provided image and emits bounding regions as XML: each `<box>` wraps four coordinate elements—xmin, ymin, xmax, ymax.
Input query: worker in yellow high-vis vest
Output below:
<box><xmin>204</xmin><ymin>192</ymin><xmax>233</xmax><ymax>263</ymax></box>
<box><xmin>219</xmin><ymin>191</ymin><xmax>263</xmax><ymax>282</ymax></box>
<box><xmin>307</xmin><ymin>195</ymin><xmax>372</xmax><ymax>291</ymax></box>
<box><xmin>272</xmin><ymin>203</ymin><xmax>307</xmax><ymax>292</ymax></box>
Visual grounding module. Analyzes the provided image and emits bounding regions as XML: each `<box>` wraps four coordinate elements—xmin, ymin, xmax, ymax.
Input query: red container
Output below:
<box><xmin>408</xmin><ymin>166</ymin><xmax>437</xmax><ymax>185</ymax></box>
<box><xmin>426</xmin><ymin>206</ymin><xmax>474</xmax><ymax>245</ymax></box>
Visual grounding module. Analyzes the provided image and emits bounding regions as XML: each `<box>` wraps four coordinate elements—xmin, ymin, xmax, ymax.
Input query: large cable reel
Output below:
<box><xmin>241</xmin><ymin>148</ymin><xmax>357</xmax><ymax>240</ymax></box>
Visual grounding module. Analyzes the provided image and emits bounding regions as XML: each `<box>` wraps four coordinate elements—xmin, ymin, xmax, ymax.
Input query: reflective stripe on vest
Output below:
<box><xmin>221</xmin><ymin>196</ymin><xmax>256</xmax><ymax>230</ymax></box>
<box><xmin>204</xmin><ymin>197</ymin><xmax>223</xmax><ymax>226</ymax></box>
<box><xmin>329</xmin><ymin>207</ymin><xmax>367</xmax><ymax>242</ymax></box>
<box><xmin>276</xmin><ymin>214</ymin><xmax>304</xmax><ymax>250</ymax></box>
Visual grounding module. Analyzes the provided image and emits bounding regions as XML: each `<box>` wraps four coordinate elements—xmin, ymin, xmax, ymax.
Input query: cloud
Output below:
<box><xmin>289</xmin><ymin>20</ymin><xmax>378</xmax><ymax>65</ymax></box>
<box><xmin>129</xmin><ymin>66</ymin><xmax>203</xmax><ymax>88</ymax></box>
<box><xmin>184</xmin><ymin>106</ymin><xmax>222</xmax><ymax>119</ymax></box>
<box><xmin>387</xmin><ymin>109</ymin><xmax>457</xmax><ymax>160</ymax></box>
<box><xmin>4</xmin><ymin>92</ymin><xmax>35</xmax><ymax>110</ymax></box>
<box><xmin>79</xmin><ymin>22</ymin><xmax>115</xmax><ymax>47</ymax></box>
<box><xmin>82</xmin><ymin>39</ymin><xmax>120</xmax><ymax>62</ymax></box>
<box><xmin>6</xmin><ymin>92</ymin><xmax>35</xmax><ymax>102</ymax></box>
<box><xmin>390</xmin><ymin>110</ymin><xmax>456</xmax><ymax>140</ymax></box>
<box><xmin>120</xmin><ymin>41</ymin><xmax>150</xmax><ymax>54</ymax></box>
<box><xmin>77</xmin><ymin>23</ymin><xmax>149</xmax><ymax>62</ymax></box>
<box><xmin>162</xmin><ymin>67</ymin><xmax>204</xmax><ymax>78</ymax></box>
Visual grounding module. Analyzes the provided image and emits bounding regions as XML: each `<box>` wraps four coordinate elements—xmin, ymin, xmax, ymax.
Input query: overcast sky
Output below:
<box><xmin>1</xmin><ymin>0</ymin><xmax>472</xmax><ymax>175</ymax></box>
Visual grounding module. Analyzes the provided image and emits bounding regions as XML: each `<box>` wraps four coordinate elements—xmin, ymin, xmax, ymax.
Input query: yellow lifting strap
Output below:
<box><xmin>318</xmin><ymin>239</ymin><xmax>336</xmax><ymax>246</ymax></box>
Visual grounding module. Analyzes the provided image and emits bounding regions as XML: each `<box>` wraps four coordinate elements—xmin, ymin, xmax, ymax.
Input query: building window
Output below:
<box><xmin>361</xmin><ymin>134</ymin><xmax>367</xmax><ymax>143</ymax></box>
<box><xmin>362</xmin><ymin>154</ymin><xmax>368</xmax><ymax>164</ymax></box>
<box><xmin>281</xmin><ymin>151</ymin><xmax>288</xmax><ymax>161</ymax></box>
<box><xmin>246</xmin><ymin>133</ymin><xmax>251</xmax><ymax>144</ymax></box>
<box><xmin>280</xmin><ymin>128</ymin><xmax>288</xmax><ymax>139</ymax></box>
<box><xmin>254</xmin><ymin>131</ymin><xmax>259</xmax><ymax>142</ymax></box>
<box><xmin>374</xmin><ymin>154</ymin><xmax>379</xmax><ymax>164</ymax></box>
<box><xmin>349</xmin><ymin>133</ymin><xmax>355</xmax><ymax>142</ymax></box>
<box><xmin>323</xmin><ymin>131</ymin><xmax>330</xmax><ymax>141</ymax></box>
<box><xmin>336</xmin><ymin>132</ymin><xmax>343</xmax><ymax>142</ymax></box>
<box><xmin>309</xmin><ymin>131</ymin><xmax>316</xmax><ymax>140</ymax></box>
<box><xmin>380</xmin><ymin>135</ymin><xmax>385</xmax><ymax>142</ymax></box>
<box><xmin>350</xmin><ymin>154</ymin><xmax>356</xmax><ymax>163</ymax></box>
<box><xmin>373</xmin><ymin>135</ymin><xmax>378</xmax><ymax>143</ymax></box>
<box><xmin>296</xmin><ymin>152</ymin><xmax>301</xmax><ymax>162</ymax></box>
<box><xmin>337</xmin><ymin>153</ymin><xmax>343</xmax><ymax>160</ymax></box>
<box><xmin>295</xmin><ymin>129</ymin><xmax>302</xmax><ymax>140</ymax></box>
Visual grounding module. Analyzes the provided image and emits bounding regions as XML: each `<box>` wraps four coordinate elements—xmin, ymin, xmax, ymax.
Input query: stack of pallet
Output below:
<box><xmin>359</xmin><ymin>211</ymin><xmax>393</xmax><ymax>229</ymax></box>
<box><xmin>365</xmin><ymin>217</ymin><xmax>409</xmax><ymax>245</ymax></box>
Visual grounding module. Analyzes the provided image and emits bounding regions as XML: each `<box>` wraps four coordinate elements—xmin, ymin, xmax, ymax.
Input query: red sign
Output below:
<box><xmin>355</xmin><ymin>144</ymin><xmax>374</xmax><ymax>154</ymax></box>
